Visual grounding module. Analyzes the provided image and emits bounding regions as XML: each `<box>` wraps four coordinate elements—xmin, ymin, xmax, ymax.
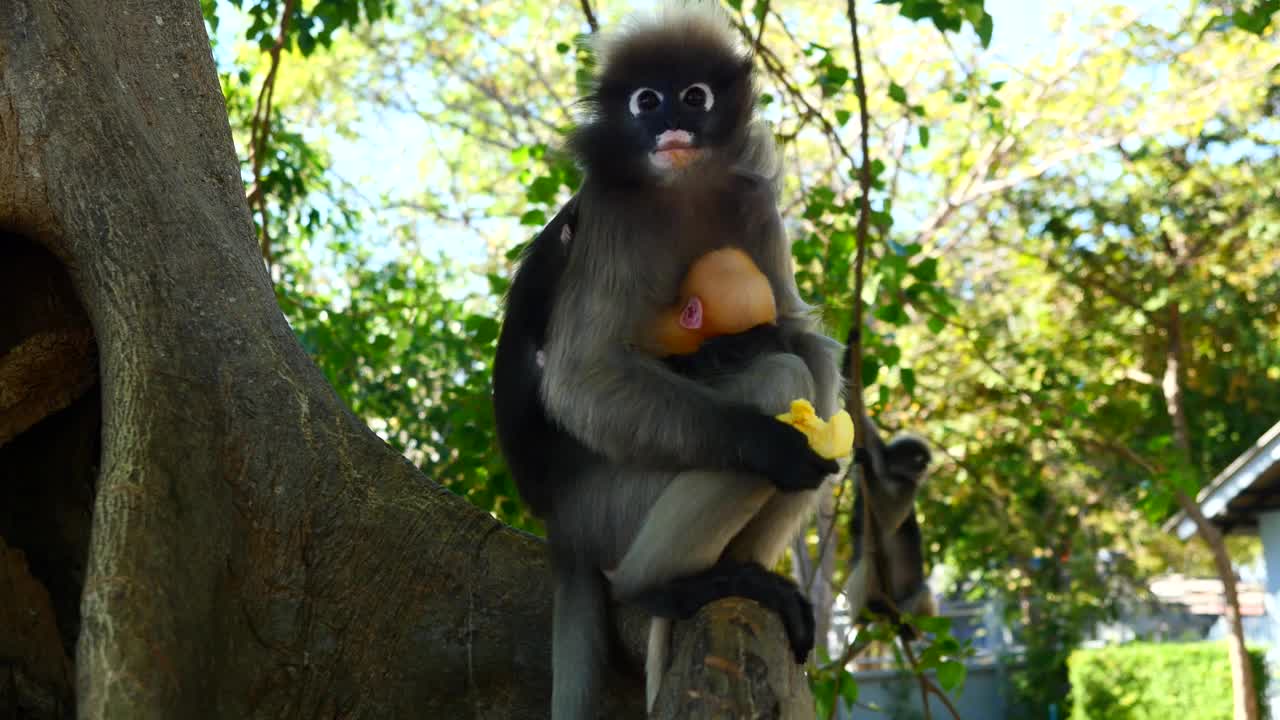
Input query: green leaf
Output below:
<box><xmin>882</xmin><ymin>344</ymin><xmax>902</xmax><ymax>368</ymax></box>
<box><xmin>862</xmin><ymin>356</ymin><xmax>881</xmax><ymax>387</ymax></box>
<box><xmin>519</xmin><ymin>209</ymin><xmax>547</xmax><ymax>226</ymax></box>
<box><xmin>840</xmin><ymin>672</ymin><xmax>859</xmax><ymax>706</ymax></box>
<box><xmin>874</xmin><ymin>302</ymin><xmax>909</xmax><ymax>325</ymax></box>
<box><xmin>835</xmin><ymin>109</ymin><xmax>852</xmax><ymax>126</ymax></box>
<box><xmin>900</xmin><ymin>367</ymin><xmax>917</xmax><ymax>394</ymax></box>
<box><xmin>937</xmin><ymin>660</ymin><xmax>967</xmax><ymax>691</ymax></box>
<box><xmin>526</xmin><ymin>176</ymin><xmax>559</xmax><ymax>204</ymax></box>
<box><xmin>465</xmin><ymin>315</ymin><xmax>501</xmax><ymax>344</ymax></box>
<box><xmin>910</xmin><ymin>257</ymin><xmax>939</xmax><ymax>282</ymax></box>
<box><xmin>1142</xmin><ymin>288</ymin><xmax>1169</xmax><ymax>312</ymax></box>
<box><xmin>915</xmin><ymin>615</ymin><xmax>951</xmax><ymax>634</ymax></box>
<box><xmin>976</xmin><ymin>11</ymin><xmax>994</xmax><ymax>48</ymax></box>
<box><xmin>889</xmin><ymin>82</ymin><xmax>907</xmax><ymax>104</ymax></box>
<box><xmin>820</xmin><ymin>65</ymin><xmax>850</xmax><ymax>97</ymax></box>
<box><xmin>918</xmin><ymin>125</ymin><xmax>930</xmax><ymax>148</ymax></box>
<box><xmin>880</xmin><ymin>254</ymin><xmax>909</xmax><ymax>277</ymax></box>
<box><xmin>927</xmin><ymin>316</ymin><xmax>945</xmax><ymax>334</ymax></box>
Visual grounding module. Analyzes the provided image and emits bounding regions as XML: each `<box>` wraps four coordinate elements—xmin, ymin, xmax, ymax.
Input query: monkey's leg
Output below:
<box><xmin>605</xmin><ymin>352</ymin><xmax>816</xmax><ymax>598</ymax></box>
<box><xmin>550</xmin><ymin>556</ymin><xmax>610</xmax><ymax>720</ymax></box>
<box><xmin>612</xmin><ymin>352</ymin><xmax>821</xmax><ymax>686</ymax></box>
<box><xmin>629</xmin><ymin>560</ymin><xmax>816</xmax><ymax>664</ymax></box>
<box><xmin>544</xmin><ymin>466</ymin><xmax>675</xmax><ymax>720</ymax></box>
<box><xmin>604</xmin><ymin>471</ymin><xmax>774</xmax><ymax>598</ymax></box>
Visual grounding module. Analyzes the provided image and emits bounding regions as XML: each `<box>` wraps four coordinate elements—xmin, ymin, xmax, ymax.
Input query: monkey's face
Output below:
<box><xmin>575</xmin><ymin>26</ymin><xmax>755</xmax><ymax>186</ymax></box>
<box><xmin>885</xmin><ymin>436</ymin><xmax>932</xmax><ymax>487</ymax></box>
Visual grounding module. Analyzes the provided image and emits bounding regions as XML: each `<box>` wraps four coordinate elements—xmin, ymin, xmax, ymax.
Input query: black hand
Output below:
<box><xmin>737</xmin><ymin>413</ymin><xmax>839</xmax><ymax>492</ymax></box>
<box><xmin>696</xmin><ymin>324</ymin><xmax>788</xmax><ymax>361</ymax></box>
<box><xmin>666</xmin><ymin>324</ymin><xmax>789</xmax><ymax>378</ymax></box>
<box><xmin>628</xmin><ymin>561</ymin><xmax>815</xmax><ymax>664</ymax></box>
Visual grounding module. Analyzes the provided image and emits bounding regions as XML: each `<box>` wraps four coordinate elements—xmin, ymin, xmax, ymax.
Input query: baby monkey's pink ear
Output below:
<box><xmin>679</xmin><ymin>296</ymin><xmax>704</xmax><ymax>330</ymax></box>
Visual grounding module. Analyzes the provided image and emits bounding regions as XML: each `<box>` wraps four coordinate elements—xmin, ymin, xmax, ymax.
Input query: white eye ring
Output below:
<box><xmin>681</xmin><ymin>83</ymin><xmax>714</xmax><ymax>111</ymax></box>
<box><xmin>629</xmin><ymin>88</ymin><xmax>663</xmax><ymax>115</ymax></box>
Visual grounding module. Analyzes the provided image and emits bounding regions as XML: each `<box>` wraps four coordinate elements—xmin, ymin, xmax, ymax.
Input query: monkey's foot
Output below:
<box><xmin>627</xmin><ymin>561</ymin><xmax>815</xmax><ymax>664</ymax></box>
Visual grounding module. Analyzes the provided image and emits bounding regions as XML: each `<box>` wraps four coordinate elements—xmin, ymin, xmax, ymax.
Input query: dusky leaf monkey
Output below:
<box><xmin>492</xmin><ymin>2</ymin><xmax>844</xmax><ymax>716</ymax></box>
<box><xmin>846</xmin><ymin>404</ymin><xmax>936</xmax><ymax>638</ymax></box>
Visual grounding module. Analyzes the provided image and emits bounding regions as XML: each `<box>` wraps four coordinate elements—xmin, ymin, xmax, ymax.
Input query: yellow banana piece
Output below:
<box><xmin>776</xmin><ymin>399</ymin><xmax>854</xmax><ymax>460</ymax></box>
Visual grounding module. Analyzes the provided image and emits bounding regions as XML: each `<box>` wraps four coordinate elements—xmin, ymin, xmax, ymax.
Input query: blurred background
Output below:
<box><xmin>202</xmin><ymin>1</ymin><xmax>1280</xmax><ymax>717</ymax></box>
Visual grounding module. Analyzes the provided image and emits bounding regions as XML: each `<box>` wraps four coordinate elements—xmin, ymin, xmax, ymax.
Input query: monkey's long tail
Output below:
<box><xmin>551</xmin><ymin>562</ymin><xmax>610</xmax><ymax>720</ymax></box>
<box><xmin>645</xmin><ymin>617</ymin><xmax>672</xmax><ymax>713</ymax></box>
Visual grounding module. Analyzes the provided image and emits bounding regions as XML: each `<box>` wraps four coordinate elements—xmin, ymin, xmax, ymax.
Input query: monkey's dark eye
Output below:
<box><xmin>629</xmin><ymin>88</ymin><xmax>663</xmax><ymax>115</ymax></box>
<box><xmin>681</xmin><ymin>83</ymin><xmax>714</xmax><ymax>110</ymax></box>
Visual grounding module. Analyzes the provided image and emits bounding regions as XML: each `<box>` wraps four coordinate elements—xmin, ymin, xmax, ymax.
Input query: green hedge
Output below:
<box><xmin>1069</xmin><ymin>641</ymin><xmax>1270</xmax><ymax>720</ymax></box>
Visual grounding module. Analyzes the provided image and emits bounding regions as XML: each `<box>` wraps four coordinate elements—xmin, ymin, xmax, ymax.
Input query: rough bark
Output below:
<box><xmin>0</xmin><ymin>1</ymin><xmax>809</xmax><ymax>717</ymax></box>
<box><xmin>1162</xmin><ymin>304</ymin><xmax>1259</xmax><ymax>720</ymax></box>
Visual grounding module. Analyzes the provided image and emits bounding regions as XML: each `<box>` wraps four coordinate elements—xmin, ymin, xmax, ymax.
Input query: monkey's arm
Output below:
<box><xmin>775</xmin><ymin>327</ymin><xmax>842</xmax><ymax>418</ymax></box>
<box><xmin>663</xmin><ymin>324</ymin><xmax>789</xmax><ymax>378</ymax></box>
<box><xmin>539</xmin><ymin>320</ymin><xmax>836</xmax><ymax>491</ymax></box>
<box><xmin>728</xmin><ymin>176</ymin><xmax>844</xmax><ymax>417</ymax></box>
<box><xmin>492</xmin><ymin>195</ymin><xmax>582</xmax><ymax>514</ymax></box>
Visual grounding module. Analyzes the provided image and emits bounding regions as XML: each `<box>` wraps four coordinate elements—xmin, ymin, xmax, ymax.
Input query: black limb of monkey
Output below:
<box><xmin>492</xmin><ymin>195</ymin><xmax>597</xmax><ymax>517</ymax></box>
<box><xmin>663</xmin><ymin>323</ymin><xmax>792</xmax><ymax>379</ymax></box>
<box><xmin>626</xmin><ymin>560</ymin><xmax>816</xmax><ymax>663</ymax></box>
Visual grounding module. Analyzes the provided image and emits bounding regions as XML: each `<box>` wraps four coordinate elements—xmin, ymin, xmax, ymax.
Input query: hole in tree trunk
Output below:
<box><xmin>0</xmin><ymin>232</ymin><xmax>101</xmax><ymax>719</ymax></box>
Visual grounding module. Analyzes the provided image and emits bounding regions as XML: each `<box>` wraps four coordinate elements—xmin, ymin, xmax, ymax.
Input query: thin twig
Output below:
<box><xmin>579</xmin><ymin>0</ymin><xmax>598</xmax><ymax>32</ymax></box>
<box><xmin>245</xmin><ymin>0</ymin><xmax>295</xmax><ymax>263</ymax></box>
<box><xmin>248</xmin><ymin>0</ymin><xmax>297</xmax><ymax>265</ymax></box>
<box><xmin>838</xmin><ymin>0</ymin><xmax>911</xmax><ymax>701</ymax></box>
<box><xmin>845</xmin><ymin>0</ymin><xmax>871</xmax><ymax>430</ymax></box>
<box><xmin>899</xmin><ymin>639</ymin><xmax>964</xmax><ymax>720</ymax></box>
<box><xmin>753</xmin><ymin>0</ymin><xmax>771</xmax><ymax>53</ymax></box>
<box><xmin>753</xmin><ymin>42</ymin><xmax>860</xmax><ymax>173</ymax></box>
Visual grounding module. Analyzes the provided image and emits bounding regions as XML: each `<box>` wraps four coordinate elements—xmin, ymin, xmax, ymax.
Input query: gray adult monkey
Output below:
<box><xmin>492</xmin><ymin>3</ymin><xmax>842</xmax><ymax>716</ymax></box>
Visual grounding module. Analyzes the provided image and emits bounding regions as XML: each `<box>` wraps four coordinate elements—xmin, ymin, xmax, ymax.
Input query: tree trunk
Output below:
<box><xmin>1174</xmin><ymin>491</ymin><xmax>1260</xmax><ymax>720</ymax></box>
<box><xmin>1162</xmin><ymin>304</ymin><xmax>1259</xmax><ymax>720</ymax></box>
<box><xmin>0</xmin><ymin>1</ymin><xmax>809</xmax><ymax>717</ymax></box>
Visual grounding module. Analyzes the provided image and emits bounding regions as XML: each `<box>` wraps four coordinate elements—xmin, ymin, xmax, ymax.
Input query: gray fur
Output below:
<box><xmin>539</xmin><ymin>128</ymin><xmax>841</xmax><ymax>718</ymax></box>
<box><xmin>539</xmin><ymin>146</ymin><xmax>816</xmax><ymax>470</ymax></box>
<box><xmin>847</xmin><ymin>418</ymin><xmax>935</xmax><ymax>626</ymax></box>
<box><xmin>532</xmin><ymin>6</ymin><xmax>843</xmax><ymax>716</ymax></box>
